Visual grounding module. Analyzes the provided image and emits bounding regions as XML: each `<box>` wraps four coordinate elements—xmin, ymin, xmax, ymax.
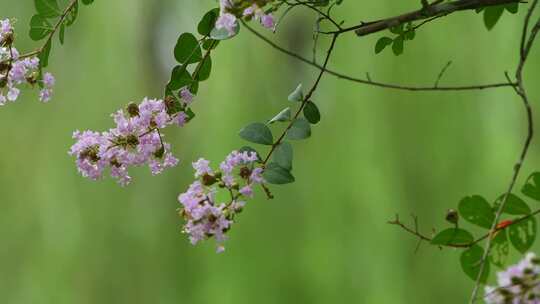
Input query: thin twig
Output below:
<box><xmin>242</xmin><ymin>21</ymin><xmax>517</xmax><ymax>92</ymax></box>
<box><xmin>262</xmin><ymin>33</ymin><xmax>338</xmax><ymax>165</ymax></box>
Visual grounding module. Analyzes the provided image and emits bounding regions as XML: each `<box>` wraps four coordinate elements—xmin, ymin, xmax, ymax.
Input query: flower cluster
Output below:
<box><xmin>69</xmin><ymin>94</ymin><xmax>194</xmax><ymax>186</ymax></box>
<box><xmin>216</xmin><ymin>0</ymin><xmax>276</xmax><ymax>35</ymax></box>
<box><xmin>0</xmin><ymin>18</ymin><xmax>55</xmax><ymax>106</ymax></box>
<box><xmin>485</xmin><ymin>252</ymin><xmax>540</xmax><ymax>303</ymax></box>
<box><xmin>178</xmin><ymin>150</ymin><xmax>265</xmax><ymax>252</ymax></box>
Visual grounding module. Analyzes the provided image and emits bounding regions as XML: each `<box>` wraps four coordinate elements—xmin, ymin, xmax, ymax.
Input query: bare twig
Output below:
<box><xmin>242</xmin><ymin>21</ymin><xmax>517</xmax><ymax>92</ymax></box>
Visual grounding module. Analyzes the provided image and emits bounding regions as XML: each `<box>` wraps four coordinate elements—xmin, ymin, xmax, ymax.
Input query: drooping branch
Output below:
<box><xmin>242</xmin><ymin>21</ymin><xmax>518</xmax><ymax>92</ymax></box>
<box><xmin>330</xmin><ymin>0</ymin><xmax>522</xmax><ymax>36</ymax></box>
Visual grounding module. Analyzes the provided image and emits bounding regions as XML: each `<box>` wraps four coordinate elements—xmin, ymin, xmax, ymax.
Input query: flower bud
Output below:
<box><xmin>445</xmin><ymin>209</ymin><xmax>459</xmax><ymax>224</ymax></box>
<box><xmin>202</xmin><ymin>173</ymin><xmax>217</xmax><ymax>186</ymax></box>
<box><xmin>126</xmin><ymin>102</ymin><xmax>139</xmax><ymax>117</ymax></box>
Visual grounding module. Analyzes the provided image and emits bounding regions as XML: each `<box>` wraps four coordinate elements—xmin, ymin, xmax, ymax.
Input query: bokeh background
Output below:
<box><xmin>1</xmin><ymin>1</ymin><xmax>540</xmax><ymax>303</ymax></box>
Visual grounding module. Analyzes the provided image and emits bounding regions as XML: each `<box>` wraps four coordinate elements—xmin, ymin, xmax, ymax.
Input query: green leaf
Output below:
<box><xmin>484</xmin><ymin>6</ymin><xmax>505</xmax><ymax>30</ymax></box>
<box><xmin>174</xmin><ymin>33</ymin><xmax>202</xmax><ymax>64</ymax></box>
<box><xmin>268</xmin><ymin>107</ymin><xmax>291</xmax><ymax>124</ymax></box>
<box><xmin>81</xmin><ymin>0</ymin><xmax>94</xmax><ymax>4</ymax></box>
<box><xmin>522</xmin><ymin>172</ymin><xmax>540</xmax><ymax>201</ymax></box>
<box><xmin>198</xmin><ymin>8</ymin><xmax>219</xmax><ymax>36</ymax></box>
<box><xmin>29</xmin><ymin>15</ymin><xmax>52</xmax><ymax>41</ymax></box>
<box><xmin>392</xmin><ymin>36</ymin><xmax>404</xmax><ymax>56</ymax></box>
<box><xmin>509</xmin><ymin>217</ymin><xmax>537</xmax><ymax>253</ymax></box>
<box><xmin>195</xmin><ymin>56</ymin><xmax>212</xmax><ymax>81</ymax></box>
<box><xmin>494</xmin><ymin>193</ymin><xmax>531</xmax><ymax>215</ymax></box>
<box><xmin>389</xmin><ymin>24</ymin><xmax>404</xmax><ymax>34</ymax></box>
<box><xmin>210</xmin><ymin>23</ymin><xmax>239</xmax><ymax>40</ymax></box>
<box><xmin>430</xmin><ymin>228</ymin><xmax>474</xmax><ymax>246</ymax></box>
<box><xmin>39</xmin><ymin>39</ymin><xmax>52</xmax><ymax>68</ymax></box>
<box><xmin>286</xmin><ymin>118</ymin><xmax>311</xmax><ymax>140</ymax></box>
<box><xmin>59</xmin><ymin>23</ymin><xmax>65</xmax><ymax>44</ymax></box>
<box><xmin>490</xmin><ymin>229</ymin><xmax>509</xmax><ymax>268</ymax></box>
<box><xmin>288</xmin><ymin>84</ymin><xmax>304</xmax><ymax>102</ymax></box>
<box><xmin>239</xmin><ymin>122</ymin><xmax>274</xmax><ymax>145</ymax></box>
<box><xmin>272</xmin><ymin>142</ymin><xmax>293</xmax><ymax>170</ymax></box>
<box><xmin>404</xmin><ymin>29</ymin><xmax>416</xmax><ymax>41</ymax></box>
<box><xmin>458</xmin><ymin>195</ymin><xmax>495</xmax><ymax>229</ymax></box>
<box><xmin>202</xmin><ymin>39</ymin><xmax>219</xmax><ymax>50</ymax></box>
<box><xmin>505</xmin><ymin>3</ymin><xmax>519</xmax><ymax>14</ymax></box>
<box><xmin>461</xmin><ymin>245</ymin><xmax>490</xmax><ymax>283</ymax></box>
<box><xmin>65</xmin><ymin>1</ymin><xmax>78</xmax><ymax>26</ymax></box>
<box><xmin>167</xmin><ymin>65</ymin><xmax>193</xmax><ymax>90</ymax></box>
<box><xmin>303</xmin><ymin>101</ymin><xmax>321</xmax><ymax>124</ymax></box>
<box><xmin>263</xmin><ymin>163</ymin><xmax>295</xmax><ymax>185</ymax></box>
<box><xmin>375</xmin><ymin>37</ymin><xmax>393</xmax><ymax>54</ymax></box>
<box><xmin>35</xmin><ymin>0</ymin><xmax>60</xmax><ymax>18</ymax></box>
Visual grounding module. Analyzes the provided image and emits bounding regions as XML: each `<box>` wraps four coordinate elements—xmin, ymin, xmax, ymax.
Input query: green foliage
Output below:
<box><xmin>272</xmin><ymin>142</ymin><xmax>293</xmax><ymax>170</ymax></box>
<box><xmin>490</xmin><ymin>230</ymin><xmax>510</xmax><ymax>268</ymax></box>
<box><xmin>286</xmin><ymin>118</ymin><xmax>311</xmax><ymax>140</ymax></box>
<box><xmin>239</xmin><ymin>122</ymin><xmax>274</xmax><ymax>145</ymax></box>
<box><xmin>509</xmin><ymin>217</ymin><xmax>537</xmax><ymax>253</ymax></box>
<box><xmin>375</xmin><ymin>22</ymin><xmax>416</xmax><ymax>56</ymax></box>
<box><xmin>174</xmin><ymin>33</ymin><xmax>202</xmax><ymax>64</ymax></box>
<box><xmin>263</xmin><ymin>162</ymin><xmax>295</xmax><ymax>184</ymax></box>
<box><xmin>458</xmin><ymin>195</ymin><xmax>494</xmax><ymax>229</ymax></box>
<box><xmin>522</xmin><ymin>172</ymin><xmax>540</xmax><ymax>201</ymax></box>
<box><xmin>268</xmin><ymin>107</ymin><xmax>291</xmax><ymax>124</ymax></box>
<box><xmin>35</xmin><ymin>0</ymin><xmax>61</xmax><ymax>18</ymax></box>
<box><xmin>461</xmin><ymin>245</ymin><xmax>490</xmax><ymax>283</ymax></box>
<box><xmin>288</xmin><ymin>84</ymin><xmax>304</xmax><ymax>102</ymax></box>
<box><xmin>303</xmin><ymin>101</ymin><xmax>321</xmax><ymax>124</ymax></box>
<box><xmin>29</xmin><ymin>0</ymin><xmax>82</xmax><ymax>68</ymax></box>
<box><xmin>494</xmin><ymin>193</ymin><xmax>531</xmax><ymax>215</ymax></box>
<box><xmin>477</xmin><ymin>3</ymin><xmax>519</xmax><ymax>30</ymax></box>
<box><xmin>431</xmin><ymin>228</ymin><xmax>473</xmax><ymax>246</ymax></box>
<box><xmin>198</xmin><ymin>8</ymin><xmax>219</xmax><ymax>36</ymax></box>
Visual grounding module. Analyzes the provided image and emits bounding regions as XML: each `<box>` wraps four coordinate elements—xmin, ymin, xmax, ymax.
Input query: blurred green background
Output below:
<box><xmin>1</xmin><ymin>1</ymin><xmax>540</xmax><ymax>303</ymax></box>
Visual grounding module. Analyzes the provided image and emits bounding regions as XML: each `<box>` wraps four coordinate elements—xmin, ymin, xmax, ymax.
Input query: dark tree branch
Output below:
<box><xmin>330</xmin><ymin>0</ymin><xmax>522</xmax><ymax>36</ymax></box>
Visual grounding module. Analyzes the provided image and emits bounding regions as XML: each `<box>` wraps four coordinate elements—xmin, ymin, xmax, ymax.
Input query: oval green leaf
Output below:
<box><xmin>263</xmin><ymin>163</ymin><xmax>295</xmax><ymax>185</ymax></box>
<box><xmin>431</xmin><ymin>228</ymin><xmax>474</xmax><ymax>246</ymax></box>
<box><xmin>174</xmin><ymin>33</ymin><xmax>202</xmax><ymax>64</ymax></box>
<box><xmin>286</xmin><ymin>118</ymin><xmax>311</xmax><ymax>140</ymax></box>
<box><xmin>509</xmin><ymin>217</ymin><xmax>537</xmax><ymax>253</ymax></box>
<box><xmin>303</xmin><ymin>101</ymin><xmax>321</xmax><ymax>124</ymax></box>
<box><xmin>239</xmin><ymin>122</ymin><xmax>274</xmax><ymax>145</ymax></box>
<box><xmin>458</xmin><ymin>195</ymin><xmax>495</xmax><ymax>229</ymax></box>
<box><xmin>461</xmin><ymin>245</ymin><xmax>490</xmax><ymax>283</ymax></box>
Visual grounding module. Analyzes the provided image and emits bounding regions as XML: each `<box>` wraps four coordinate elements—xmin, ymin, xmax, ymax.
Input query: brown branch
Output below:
<box><xmin>330</xmin><ymin>0</ymin><xmax>522</xmax><ymax>36</ymax></box>
<box><xmin>390</xmin><ymin>209</ymin><xmax>540</xmax><ymax>250</ymax></box>
<box><xmin>242</xmin><ymin>21</ymin><xmax>517</xmax><ymax>92</ymax></box>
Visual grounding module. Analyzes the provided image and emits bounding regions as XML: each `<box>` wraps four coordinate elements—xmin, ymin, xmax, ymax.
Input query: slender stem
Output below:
<box><xmin>242</xmin><ymin>21</ymin><xmax>517</xmax><ymax>92</ymax></box>
<box><xmin>262</xmin><ymin>33</ymin><xmax>338</xmax><ymax>165</ymax></box>
<box><xmin>18</xmin><ymin>0</ymin><xmax>78</xmax><ymax>60</ymax></box>
<box><xmin>390</xmin><ymin>209</ymin><xmax>540</xmax><ymax>249</ymax></box>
